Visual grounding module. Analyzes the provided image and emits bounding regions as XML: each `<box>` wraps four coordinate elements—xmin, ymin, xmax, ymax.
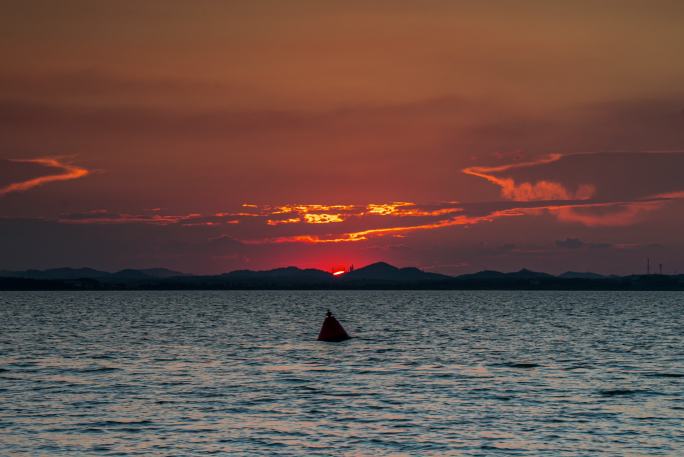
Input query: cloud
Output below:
<box><xmin>50</xmin><ymin>201</ymin><xmax>514</xmax><ymax>244</ymax></box>
<box><xmin>48</xmin><ymin>193</ymin><xmax>675</xmax><ymax>247</ymax></box>
<box><xmin>0</xmin><ymin>157</ymin><xmax>89</xmax><ymax>197</ymax></box>
<box><xmin>13</xmin><ymin>150</ymin><xmax>684</xmax><ymax>248</ymax></box>
<box><xmin>462</xmin><ymin>153</ymin><xmax>595</xmax><ymax>201</ymax></box>
<box><xmin>462</xmin><ymin>151</ymin><xmax>684</xmax><ymax>226</ymax></box>
<box><xmin>553</xmin><ymin>200</ymin><xmax>665</xmax><ymax>227</ymax></box>
<box><xmin>58</xmin><ymin>209</ymin><xmax>242</xmax><ymax>226</ymax></box>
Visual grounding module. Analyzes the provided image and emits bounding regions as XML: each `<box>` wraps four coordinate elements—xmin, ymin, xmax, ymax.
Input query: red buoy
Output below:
<box><xmin>317</xmin><ymin>310</ymin><xmax>351</xmax><ymax>342</ymax></box>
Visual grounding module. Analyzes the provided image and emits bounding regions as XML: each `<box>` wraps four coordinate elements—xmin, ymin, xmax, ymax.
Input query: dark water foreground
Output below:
<box><xmin>1</xmin><ymin>291</ymin><xmax>682</xmax><ymax>456</ymax></box>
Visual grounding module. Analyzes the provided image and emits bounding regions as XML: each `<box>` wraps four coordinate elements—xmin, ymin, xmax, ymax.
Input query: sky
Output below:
<box><xmin>1</xmin><ymin>0</ymin><xmax>684</xmax><ymax>275</ymax></box>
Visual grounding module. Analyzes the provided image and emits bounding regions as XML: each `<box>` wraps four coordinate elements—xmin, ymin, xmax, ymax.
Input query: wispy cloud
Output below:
<box><xmin>41</xmin><ymin>151</ymin><xmax>684</xmax><ymax>245</ymax></box>
<box><xmin>0</xmin><ymin>157</ymin><xmax>89</xmax><ymax>197</ymax></box>
<box><xmin>258</xmin><ymin>209</ymin><xmax>525</xmax><ymax>244</ymax></box>
<box><xmin>462</xmin><ymin>153</ymin><xmax>595</xmax><ymax>201</ymax></box>
<box><xmin>553</xmin><ymin>200</ymin><xmax>665</xmax><ymax>227</ymax></box>
<box><xmin>53</xmin><ymin>199</ymin><xmax>625</xmax><ymax>245</ymax></box>
<box><xmin>462</xmin><ymin>151</ymin><xmax>684</xmax><ymax>226</ymax></box>
<box><xmin>59</xmin><ymin>209</ymin><xmax>240</xmax><ymax>226</ymax></box>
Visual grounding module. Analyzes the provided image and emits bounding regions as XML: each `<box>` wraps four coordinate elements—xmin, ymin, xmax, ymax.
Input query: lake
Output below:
<box><xmin>1</xmin><ymin>291</ymin><xmax>683</xmax><ymax>455</ymax></box>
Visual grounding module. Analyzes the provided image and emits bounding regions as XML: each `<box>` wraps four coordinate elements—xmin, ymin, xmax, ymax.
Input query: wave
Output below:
<box><xmin>493</xmin><ymin>362</ymin><xmax>540</xmax><ymax>369</ymax></box>
<box><xmin>598</xmin><ymin>389</ymin><xmax>663</xmax><ymax>397</ymax></box>
<box><xmin>644</xmin><ymin>372</ymin><xmax>684</xmax><ymax>378</ymax></box>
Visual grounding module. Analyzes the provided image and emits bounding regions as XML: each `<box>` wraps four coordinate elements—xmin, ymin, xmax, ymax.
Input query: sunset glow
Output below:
<box><xmin>1</xmin><ymin>2</ymin><xmax>683</xmax><ymax>275</ymax></box>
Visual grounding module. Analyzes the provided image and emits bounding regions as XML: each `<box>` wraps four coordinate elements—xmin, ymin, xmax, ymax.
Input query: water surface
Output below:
<box><xmin>1</xmin><ymin>291</ymin><xmax>683</xmax><ymax>455</ymax></box>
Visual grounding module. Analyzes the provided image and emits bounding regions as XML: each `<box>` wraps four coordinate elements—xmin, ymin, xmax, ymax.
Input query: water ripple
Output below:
<box><xmin>1</xmin><ymin>290</ymin><xmax>683</xmax><ymax>455</ymax></box>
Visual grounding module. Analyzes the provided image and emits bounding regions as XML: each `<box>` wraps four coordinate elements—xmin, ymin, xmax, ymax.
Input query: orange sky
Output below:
<box><xmin>1</xmin><ymin>1</ymin><xmax>684</xmax><ymax>274</ymax></box>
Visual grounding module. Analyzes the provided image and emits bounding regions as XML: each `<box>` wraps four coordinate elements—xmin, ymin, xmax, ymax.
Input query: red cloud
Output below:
<box><xmin>553</xmin><ymin>200</ymin><xmax>664</xmax><ymax>227</ymax></box>
<box><xmin>48</xmin><ymin>150</ymin><xmax>684</xmax><ymax>246</ymax></box>
<box><xmin>461</xmin><ymin>152</ymin><xmax>684</xmax><ymax>227</ymax></box>
<box><xmin>0</xmin><ymin>157</ymin><xmax>89</xmax><ymax>197</ymax></box>
<box><xmin>255</xmin><ymin>208</ymin><xmax>527</xmax><ymax>244</ymax></box>
<box><xmin>462</xmin><ymin>153</ymin><xmax>595</xmax><ymax>201</ymax></box>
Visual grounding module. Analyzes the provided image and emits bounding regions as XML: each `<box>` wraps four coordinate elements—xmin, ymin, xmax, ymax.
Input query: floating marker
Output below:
<box><xmin>317</xmin><ymin>310</ymin><xmax>351</xmax><ymax>342</ymax></box>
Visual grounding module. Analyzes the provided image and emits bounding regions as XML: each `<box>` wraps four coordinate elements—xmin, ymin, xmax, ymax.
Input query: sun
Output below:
<box><xmin>330</xmin><ymin>264</ymin><xmax>347</xmax><ymax>276</ymax></box>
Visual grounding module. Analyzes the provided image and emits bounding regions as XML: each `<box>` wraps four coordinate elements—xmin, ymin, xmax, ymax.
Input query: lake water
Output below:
<box><xmin>1</xmin><ymin>290</ymin><xmax>683</xmax><ymax>456</ymax></box>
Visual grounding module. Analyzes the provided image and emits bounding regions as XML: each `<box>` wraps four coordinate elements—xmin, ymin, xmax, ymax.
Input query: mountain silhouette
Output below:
<box><xmin>135</xmin><ymin>268</ymin><xmax>190</xmax><ymax>278</ymax></box>
<box><xmin>507</xmin><ymin>268</ymin><xmax>554</xmax><ymax>279</ymax></box>
<box><xmin>0</xmin><ymin>267</ymin><xmax>110</xmax><ymax>280</ymax></box>
<box><xmin>224</xmin><ymin>266</ymin><xmax>332</xmax><ymax>281</ymax></box>
<box><xmin>341</xmin><ymin>262</ymin><xmax>450</xmax><ymax>282</ymax></box>
<box><xmin>2</xmin><ymin>263</ymin><xmax>683</xmax><ymax>290</ymax></box>
<box><xmin>0</xmin><ymin>267</ymin><xmax>187</xmax><ymax>281</ymax></box>
<box><xmin>109</xmin><ymin>269</ymin><xmax>155</xmax><ymax>279</ymax></box>
<box><xmin>559</xmin><ymin>271</ymin><xmax>606</xmax><ymax>279</ymax></box>
<box><xmin>458</xmin><ymin>270</ymin><xmax>508</xmax><ymax>279</ymax></box>
<box><xmin>458</xmin><ymin>268</ymin><xmax>552</xmax><ymax>280</ymax></box>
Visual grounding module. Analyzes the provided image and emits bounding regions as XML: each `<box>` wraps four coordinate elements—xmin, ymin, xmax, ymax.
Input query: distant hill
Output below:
<box><xmin>341</xmin><ymin>262</ymin><xmax>451</xmax><ymax>283</ymax></box>
<box><xmin>457</xmin><ymin>268</ymin><xmax>553</xmax><ymax>280</ymax></box>
<box><xmin>0</xmin><ymin>267</ymin><xmax>187</xmax><ymax>281</ymax></box>
<box><xmin>109</xmin><ymin>269</ymin><xmax>154</xmax><ymax>280</ymax></box>
<box><xmin>108</xmin><ymin>268</ymin><xmax>188</xmax><ymax>279</ymax></box>
<box><xmin>214</xmin><ymin>266</ymin><xmax>334</xmax><ymax>288</ymax></box>
<box><xmin>457</xmin><ymin>270</ymin><xmax>508</xmax><ymax>279</ymax></box>
<box><xmin>0</xmin><ymin>267</ymin><xmax>110</xmax><ymax>280</ymax></box>
<box><xmin>136</xmin><ymin>268</ymin><xmax>190</xmax><ymax>278</ymax></box>
<box><xmin>506</xmin><ymin>268</ymin><xmax>555</xmax><ymax>279</ymax></box>
<box><xmin>559</xmin><ymin>271</ymin><xmax>606</xmax><ymax>279</ymax></box>
<box><xmin>2</xmin><ymin>263</ymin><xmax>684</xmax><ymax>290</ymax></box>
<box><xmin>224</xmin><ymin>266</ymin><xmax>331</xmax><ymax>281</ymax></box>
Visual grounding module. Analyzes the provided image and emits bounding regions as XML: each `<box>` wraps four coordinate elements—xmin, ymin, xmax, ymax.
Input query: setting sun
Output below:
<box><xmin>330</xmin><ymin>264</ymin><xmax>348</xmax><ymax>276</ymax></box>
